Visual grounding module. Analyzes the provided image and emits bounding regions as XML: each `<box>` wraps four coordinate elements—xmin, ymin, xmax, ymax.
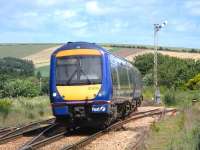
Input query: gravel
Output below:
<box><xmin>0</xmin><ymin>136</ymin><xmax>33</xmax><ymax>150</ymax></box>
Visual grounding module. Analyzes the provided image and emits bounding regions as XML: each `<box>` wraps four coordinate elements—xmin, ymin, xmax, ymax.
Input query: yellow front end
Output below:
<box><xmin>57</xmin><ymin>84</ymin><xmax>101</xmax><ymax>100</ymax></box>
<box><xmin>55</xmin><ymin>49</ymin><xmax>102</xmax><ymax>101</ymax></box>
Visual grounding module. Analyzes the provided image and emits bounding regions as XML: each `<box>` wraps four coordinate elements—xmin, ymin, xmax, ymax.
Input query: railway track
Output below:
<box><xmin>0</xmin><ymin>108</ymin><xmax>176</xmax><ymax>150</ymax></box>
<box><xmin>0</xmin><ymin>118</ymin><xmax>55</xmax><ymax>144</ymax></box>
<box><xmin>19</xmin><ymin>123</ymin><xmax>69</xmax><ymax>150</ymax></box>
<box><xmin>0</xmin><ymin>127</ymin><xmax>17</xmax><ymax>137</ymax></box>
<box><xmin>61</xmin><ymin>108</ymin><xmax>176</xmax><ymax>150</ymax></box>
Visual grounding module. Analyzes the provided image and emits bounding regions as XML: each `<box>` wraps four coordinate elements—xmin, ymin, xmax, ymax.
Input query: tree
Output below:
<box><xmin>133</xmin><ymin>53</ymin><xmax>200</xmax><ymax>88</ymax></box>
<box><xmin>0</xmin><ymin>57</ymin><xmax>34</xmax><ymax>77</ymax></box>
<box><xmin>36</xmin><ymin>71</ymin><xmax>42</xmax><ymax>79</ymax></box>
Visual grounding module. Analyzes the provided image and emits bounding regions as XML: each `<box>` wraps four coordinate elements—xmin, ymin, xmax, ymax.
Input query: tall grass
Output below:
<box><xmin>143</xmin><ymin>86</ymin><xmax>200</xmax><ymax>105</ymax></box>
<box><xmin>0</xmin><ymin>96</ymin><xmax>52</xmax><ymax>127</ymax></box>
<box><xmin>145</xmin><ymin>99</ymin><xmax>200</xmax><ymax>150</ymax></box>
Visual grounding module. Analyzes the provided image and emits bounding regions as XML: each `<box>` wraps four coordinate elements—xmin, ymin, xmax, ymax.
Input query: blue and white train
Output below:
<box><xmin>49</xmin><ymin>42</ymin><xmax>143</xmax><ymax>128</ymax></box>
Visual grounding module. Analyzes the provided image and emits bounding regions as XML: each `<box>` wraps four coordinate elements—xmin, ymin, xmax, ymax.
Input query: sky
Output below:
<box><xmin>0</xmin><ymin>0</ymin><xmax>200</xmax><ymax>48</ymax></box>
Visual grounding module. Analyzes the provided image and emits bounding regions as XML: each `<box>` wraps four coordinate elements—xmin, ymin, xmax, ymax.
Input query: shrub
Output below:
<box><xmin>0</xmin><ymin>57</ymin><xmax>34</xmax><ymax>77</ymax></box>
<box><xmin>0</xmin><ymin>99</ymin><xmax>12</xmax><ymax>120</ymax></box>
<box><xmin>41</xmin><ymin>77</ymin><xmax>49</xmax><ymax>95</ymax></box>
<box><xmin>143</xmin><ymin>73</ymin><xmax>153</xmax><ymax>86</ymax></box>
<box><xmin>2</xmin><ymin>78</ymin><xmax>40</xmax><ymax>97</ymax></box>
<box><xmin>163</xmin><ymin>90</ymin><xmax>176</xmax><ymax>106</ymax></box>
<box><xmin>133</xmin><ymin>53</ymin><xmax>200</xmax><ymax>88</ymax></box>
<box><xmin>186</xmin><ymin>73</ymin><xmax>200</xmax><ymax>90</ymax></box>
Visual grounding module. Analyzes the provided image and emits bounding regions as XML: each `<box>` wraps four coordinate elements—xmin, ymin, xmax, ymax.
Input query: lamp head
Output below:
<box><xmin>161</xmin><ymin>20</ymin><xmax>167</xmax><ymax>27</ymax></box>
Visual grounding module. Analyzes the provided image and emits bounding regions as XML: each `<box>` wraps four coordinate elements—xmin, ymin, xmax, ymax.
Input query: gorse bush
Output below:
<box><xmin>186</xmin><ymin>73</ymin><xmax>200</xmax><ymax>90</ymax></box>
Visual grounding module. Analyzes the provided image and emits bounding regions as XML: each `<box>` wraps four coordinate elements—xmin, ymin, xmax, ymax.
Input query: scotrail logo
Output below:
<box><xmin>92</xmin><ymin>105</ymin><xmax>106</xmax><ymax>112</ymax></box>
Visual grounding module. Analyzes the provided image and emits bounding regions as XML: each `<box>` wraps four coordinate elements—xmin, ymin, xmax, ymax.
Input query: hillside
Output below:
<box><xmin>0</xmin><ymin>44</ymin><xmax>60</xmax><ymax>58</ymax></box>
<box><xmin>24</xmin><ymin>45</ymin><xmax>61</xmax><ymax>67</ymax></box>
<box><xmin>1</xmin><ymin>43</ymin><xmax>200</xmax><ymax>73</ymax></box>
<box><xmin>27</xmin><ymin>47</ymin><xmax>200</xmax><ymax>68</ymax></box>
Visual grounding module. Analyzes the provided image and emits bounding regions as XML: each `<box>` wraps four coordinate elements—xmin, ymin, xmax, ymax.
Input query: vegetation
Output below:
<box><xmin>0</xmin><ymin>57</ymin><xmax>34</xmax><ymax>77</ymax></box>
<box><xmin>0</xmin><ymin>44</ymin><xmax>199</xmax><ymax>148</ymax></box>
<box><xmin>0</xmin><ymin>57</ymin><xmax>51</xmax><ymax>127</ymax></box>
<box><xmin>135</xmin><ymin>53</ymin><xmax>200</xmax><ymax>149</ymax></box>
<box><xmin>0</xmin><ymin>96</ymin><xmax>51</xmax><ymax>127</ymax></box>
<box><xmin>134</xmin><ymin>53</ymin><xmax>200</xmax><ymax>88</ymax></box>
<box><xmin>102</xmin><ymin>43</ymin><xmax>200</xmax><ymax>53</ymax></box>
<box><xmin>35</xmin><ymin>65</ymin><xmax>50</xmax><ymax>77</ymax></box>
<box><xmin>186</xmin><ymin>73</ymin><xmax>200</xmax><ymax>90</ymax></box>
<box><xmin>2</xmin><ymin>78</ymin><xmax>41</xmax><ymax>97</ymax></box>
<box><xmin>0</xmin><ymin>43</ymin><xmax>199</xmax><ymax>60</ymax></box>
<box><xmin>146</xmin><ymin>102</ymin><xmax>200</xmax><ymax>150</ymax></box>
<box><xmin>0</xmin><ymin>57</ymin><xmax>49</xmax><ymax>98</ymax></box>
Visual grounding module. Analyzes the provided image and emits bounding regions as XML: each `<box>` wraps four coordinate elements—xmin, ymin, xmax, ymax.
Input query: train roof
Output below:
<box><xmin>54</xmin><ymin>42</ymin><xmax>106</xmax><ymax>53</ymax></box>
<box><xmin>53</xmin><ymin>41</ymin><xmax>132</xmax><ymax>64</ymax></box>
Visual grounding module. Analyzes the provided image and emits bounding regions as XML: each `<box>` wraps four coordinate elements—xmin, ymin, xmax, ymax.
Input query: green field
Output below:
<box><xmin>0</xmin><ymin>44</ymin><xmax>60</xmax><ymax>58</ymax></box>
<box><xmin>36</xmin><ymin>65</ymin><xmax>50</xmax><ymax>77</ymax></box>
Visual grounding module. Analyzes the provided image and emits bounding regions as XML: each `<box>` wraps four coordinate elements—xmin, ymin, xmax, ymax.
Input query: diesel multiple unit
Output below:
<box><xmin>50</xmin><ymin>42</ymin><xmax>142</xmax><ymax>128</ymax></box>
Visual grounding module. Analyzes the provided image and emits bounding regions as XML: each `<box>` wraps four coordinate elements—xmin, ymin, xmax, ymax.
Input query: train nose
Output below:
<box><xmin>56</xmin><ymin>84</ymin><xmax>101</xmax><ymax>101</ymax></box>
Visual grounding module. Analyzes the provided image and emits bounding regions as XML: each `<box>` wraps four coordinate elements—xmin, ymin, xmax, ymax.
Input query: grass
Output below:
<box><xmin>143</xmin><ymin>86</ymin><xmax>171</xmax><ymax>101</ymax></box>
<box><xmin>108</xmin><ymin>47</ymin><xmax>121</xmax><ymax>52</ymax></box>
<box><xmin>0</xmin><ymin>96</ymin><xmax>52</xmax><ymax>127</ymax></box>
<box><xmin>143</xmin><ymin>86</ymin><xmax>200</xmax><ymax>103</ymax></box>
<box><xmin>145</xmin><ymin>102</ymin><xmax>200</xmax><ymax>150</ymax></box>
<box><xmin>35</xmin><ymin>65</ymin><xmax>50</xmax><ymax>77</ymax></box>
<box><xmin>0</xmin><ymin>44</ymin><xmax>60</xmax><ymax>58</ymax></box>
<box><xmin>143</xmin><ymin>86</ymin><xmax>200</xmax><ymax>150</ymax></box>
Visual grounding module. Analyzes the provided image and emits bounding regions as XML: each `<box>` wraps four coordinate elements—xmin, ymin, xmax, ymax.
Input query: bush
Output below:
<box><xmin>41</xmin><ymin>77</ymin><xmax>49</xmax><ymax>95</ymax></box>
<box><xmin>2</xmin><ymin>79</ymin><xmax>40</xmax><ymax>97</ymax></box>
<box><xmin>133</xmin><ymin>53</ymin><xmax>200</xmax><ymax>88</ymax></box>
<box><xmin>0</xmin><ymin>57</ymin><xmax>34</xmax><ymax>77</ymax></box>
<box><xmin>186</xmin><ymin>73</ymin><xmax>200</xmax><ymax>90</ymax></box>
<box><xmin>0</xmin><ymin>99</ymin><xmax>12</xmax><ymax>120</ymax></box>
<box><xmin>163</xmin><ymin>90</ymin><xmax>176</xmax><ymax>106</ymax></box>
<box><xmin>143</xmin><ymin>73</ymin><xmax>153</xmax><ymax>86</ymax></box>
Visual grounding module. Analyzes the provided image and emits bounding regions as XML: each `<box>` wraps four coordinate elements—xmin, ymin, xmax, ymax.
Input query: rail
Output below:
<box><xmin>0</xmin><ymin>118</ymin><xmax>55</xmax><ymax>144</ymax></box>
<box><xmin>61</xmin><ymin>108</ymin><xmax>176</xmax><ymax>150</ymax></box>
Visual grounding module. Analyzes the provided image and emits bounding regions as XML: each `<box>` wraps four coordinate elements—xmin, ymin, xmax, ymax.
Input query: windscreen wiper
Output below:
<box><xmin>66</xmin><ymin>69</ymin><xmax>77</xmax><ymax>85</ymax></box>
<box><xmin>80</xmin><ymin>69</ymin><xmax>92</xmax><ymax>84</ymax></box>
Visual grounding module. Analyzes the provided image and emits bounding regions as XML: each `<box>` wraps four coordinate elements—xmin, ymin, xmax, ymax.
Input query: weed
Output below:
<box><xmin>0</xmin><ymin>99</ymin><xmax>12</xmax><ymax>121</ymax></box>
<box><xmin>163</xmin><ymin>90</ymin><xmax>176</xmax><ymax>106</ymax></box>
<box><xmin>0</xmin><ymin>96</ymin><xmax>52</xmax><ymax>127</ymax></box>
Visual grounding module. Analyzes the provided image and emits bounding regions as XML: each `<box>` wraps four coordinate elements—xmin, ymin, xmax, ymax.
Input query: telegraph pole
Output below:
<box><xmin>153</xmin><ymin>21</ymin><xmax>167</xmax><ymax>104</ymax></box>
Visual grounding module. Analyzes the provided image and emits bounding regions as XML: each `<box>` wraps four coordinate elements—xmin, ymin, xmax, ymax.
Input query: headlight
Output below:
<box><xmin>53</xmin><ymin>92</ymin><xmax>57</xmax><ymax>97</ymax></box>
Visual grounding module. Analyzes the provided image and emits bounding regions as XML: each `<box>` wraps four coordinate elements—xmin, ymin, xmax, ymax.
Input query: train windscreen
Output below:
<box><xmin>56</xmin><ymin>56</ymin><xmax>102</xmax><ymax>85</ymax></box>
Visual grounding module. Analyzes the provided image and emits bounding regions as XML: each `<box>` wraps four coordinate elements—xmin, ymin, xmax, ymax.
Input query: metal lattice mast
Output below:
<box><xmin>153</xmin><ymin>21</ymin><xmax>167</xmax><ymax>103</ymax></box>
<box><xmin>154</xmin><ymin>25</ymin><xmax>158</xmax><ymax>96</ymax></box>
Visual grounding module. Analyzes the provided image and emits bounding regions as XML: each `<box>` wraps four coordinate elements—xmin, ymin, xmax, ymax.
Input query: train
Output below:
<box><xmin>49</xmin><ymin>42</ymin><xmax>143</xmax><ymax>128</ymax></box>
